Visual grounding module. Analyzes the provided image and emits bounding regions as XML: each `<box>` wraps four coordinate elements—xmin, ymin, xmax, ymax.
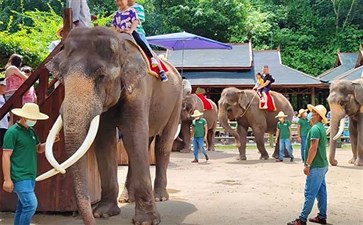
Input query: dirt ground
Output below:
<box><xmin>0</xmin><ymin>147</ymin><xmax>362</xmax><ymax>225</ymax></box>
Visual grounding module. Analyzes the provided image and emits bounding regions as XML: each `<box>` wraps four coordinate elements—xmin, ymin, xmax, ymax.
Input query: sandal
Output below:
<box><xmin>309</xmin><ymin>216</ymin><xmax>327</xmax><ymax>224</ymax></box>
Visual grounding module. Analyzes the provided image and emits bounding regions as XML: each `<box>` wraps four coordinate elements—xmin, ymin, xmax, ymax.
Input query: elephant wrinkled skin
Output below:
<box><xmin>173</xmin><ymin>94</ymin><xmax>218</xmax><ymax>152</ymax></box>
<box><xmin>327</xmin><ymin>79</ymin><xmax>363</xmax><ymax>166</ymax></box>
<box><xmin>218</xmin><ymin>88</ymin><xmax>294</xmax><ymax>160</ymax></box>
<box><xmin>45</xmin><ymin>27</ymin><xmax>182</xmax><ymax>225</ymax></box>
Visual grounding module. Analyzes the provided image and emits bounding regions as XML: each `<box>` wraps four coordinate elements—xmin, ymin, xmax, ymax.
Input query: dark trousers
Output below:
<box><xmin>0</xmin><ymin>128</ymin><xmax>7</xmax><ymax>148</ymax></box>
<box><xmin>132</xmin><ymin>31</ymin><xmax>153</xmax><ymax>59</ymax></box>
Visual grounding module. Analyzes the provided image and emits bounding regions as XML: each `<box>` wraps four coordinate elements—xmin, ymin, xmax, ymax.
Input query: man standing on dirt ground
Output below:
<box><xmin>297</xmin><ymin>108</ymin><xmax>311</xmax><ymax>162</ymax></box>
<box><xmin>287</xmin><ymin>104</ymin><xmax>329</xmax><ymax>225</ymax></box>
<box><xmin>190</xmin><ymin>110</ymin><xmax>209</xmax><ymax>163</ymax></box>
<box><xmin>1</xmin><ymin>103</ymin><xmax>56</xmax><ymax>225</ymax></box>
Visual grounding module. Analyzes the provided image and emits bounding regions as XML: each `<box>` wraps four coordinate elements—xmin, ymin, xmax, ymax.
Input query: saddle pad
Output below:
<box><xmin>196</xmin><ymin>94</ymin><xmax>212</xmax><ymax>110</ymax></box>
<box><xmin>259</xmin><ymin>91</ymin><xmax>276</xmax><ymax>112</ymax></box>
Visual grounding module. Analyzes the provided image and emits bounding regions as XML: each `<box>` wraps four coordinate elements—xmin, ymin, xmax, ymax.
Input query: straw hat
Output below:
<box><xmin>275</xmin><ymin>111</ymin><xmax>288</xmax><ymax>118</ymax></box>
<box><xmin>191</xmin><ymin>110</ymin><xmax>204</xmax><ymax>118</ymax></box>
<box><xmin>195</xmin><ymin>87</ymin><xmax>206</xmax><ymax>94</ymax></box>
<box><xmin>297</xmin><ymin>108</ymin><xmax>308</xmax><ymax>117</ymax></box>
<box><xmin>12</xmin><ymin>103</ymin><xmax>49</xmax><ymax>120</ymax></box>
<box><xmin>56</xmin><ymin>26</ymin><xmax>63</xmax><ymax>38</ymax></box>
<box><xmin>307</xmin><ymin>104</ymin><xmax>328</xmax><ymax>124</ymax></box>
<box><xmin>0</xmin><ymin>78</ymin><xmax>6</xmax><ymax>86</ymax></box>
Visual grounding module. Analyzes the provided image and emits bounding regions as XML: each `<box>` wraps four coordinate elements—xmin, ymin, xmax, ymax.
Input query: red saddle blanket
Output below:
<box><xmin>145</xmin><ymin>56</ymin><xmax>168</xmax><ymax>77</ymax></box>
<box><xmin>259</xmin><ymin>91</ymin><xmax>276</xmax><ymax>112</ymax></box>
<box><xmin>196</xmin><ymin>94</ymin><xmax>212</xmax><ymax>110</ymax></box>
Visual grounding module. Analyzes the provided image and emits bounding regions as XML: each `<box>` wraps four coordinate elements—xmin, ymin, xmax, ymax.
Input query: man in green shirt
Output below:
<box><xmin>2</xmin><ymin>103</ymin><xmax>49</xmax><ymax>225</ymax></box>
<box><xmin>191</xmin><ymin>110</ymin><xmax>209</xmax><ymax>163</ymax></box>
<box><xmin>275</xmin><ymin>111</ymin><xmax>294</xmax><ymax>162</ymax></box>
<box><xmin>288</xmin><ymin>104</ymin><xmax>329</xmax><ymax>225</ymax></box>
<box><xmin>297</xmin><ymin>108</ymin><xmax>311</xmax><ymax>162</ymax></box>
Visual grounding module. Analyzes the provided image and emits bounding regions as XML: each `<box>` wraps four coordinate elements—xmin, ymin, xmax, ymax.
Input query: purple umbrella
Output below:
<box><xmin>146</xmin><ymin>32</ymin><xmax>232</xmax><ymax>74</ymax></box>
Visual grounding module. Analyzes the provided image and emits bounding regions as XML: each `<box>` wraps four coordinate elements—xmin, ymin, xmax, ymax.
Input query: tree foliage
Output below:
<box><xmin>0</xmin><ymin>0</ymin><xmax>362</xmax><ymax>76</ymax></box>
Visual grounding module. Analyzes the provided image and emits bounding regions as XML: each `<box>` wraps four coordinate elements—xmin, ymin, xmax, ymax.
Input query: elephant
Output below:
<box><xmin>218</xmin><ymin>88</ymin><xmax>294</xmax><ymax>160</ymax></box>
<box><xmin>41</xmin><ymin>27</ymin><xmax>182</xmax><ymax>225</ymax></box>
<box><xmin>172</xmin><ymin>94</ymin><xmax>218</xmax><ymax>152</ymax></box>
<box><xmin>327</xmin><ymin>78</ymin><xmax>363</xmax><ymax>166</ymax></box>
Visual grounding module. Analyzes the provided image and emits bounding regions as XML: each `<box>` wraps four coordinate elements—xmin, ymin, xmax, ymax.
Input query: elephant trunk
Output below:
<box><xmin>218</xmin><ymin>108</ymin><xmax>240</xmax><ymax>146</ymax></box>
<box><xmin>328</xmin><ymin>103</ymin><xmax>346</xmax><ymax>166</ymax></box>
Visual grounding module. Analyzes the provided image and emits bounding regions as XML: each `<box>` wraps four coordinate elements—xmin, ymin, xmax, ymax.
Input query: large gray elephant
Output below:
<box><xmin>218</xmin><ymin>88</ymin><xmax>294</xmax><ymax>160</ymax></box>
<box><xmin>173</xmin><ymin>94</ymin><xmax>218</xmax><ymax>152</ymax></box>
<box><xmin>327</xmin><ymin>78</ymin><xmax>363</xmax><ymax>166</ymax></box>
<box><xmin>41</xmin><ymin>27</ymin><xmax>182</xmax><ymax>225</ymax></box>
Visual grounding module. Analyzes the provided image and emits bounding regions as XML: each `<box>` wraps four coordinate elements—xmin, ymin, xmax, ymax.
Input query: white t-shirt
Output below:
<box><xmin>182</xmin><ymin>79</ymin><xmax>192</xmax><ymax>95</ymax></box>
<box><xmin>0</xmin><ymin>95</ymin><xmax>9</xmax><ymax>129</ymax></box>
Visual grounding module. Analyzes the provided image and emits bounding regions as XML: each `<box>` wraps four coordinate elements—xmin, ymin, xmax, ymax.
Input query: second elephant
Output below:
<box><xmin>173</xmin><ymin>94</ymin><xmax>218</xmax><ymax>152</ymax></box>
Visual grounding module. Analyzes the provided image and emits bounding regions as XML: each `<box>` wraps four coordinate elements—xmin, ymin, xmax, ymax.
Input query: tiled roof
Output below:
<box><xmin>181</xmin><ymin>71</ymin><xmax>255</xmax><ymax>86</ymax></box>
<box><xmin>166</xmin><ymin>43</ymin><xmax>252</xmax><ymax>69</ymax></box>
<box><xmin>332</xmin><ymin>66</ymin><xmax>363</xmax><ymax>81</ymax></box>
<box><xmin>319</xmin><ymin>53</ymin><xmax>358</xmax><ymax>82</ymax></box>
<box><xmin>253</xmin><ymin>50</ymin><xmax>322</xmax><ymax>85</ymax></box>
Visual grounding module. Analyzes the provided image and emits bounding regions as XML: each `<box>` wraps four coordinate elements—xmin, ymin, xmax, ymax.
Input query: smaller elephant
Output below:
<box><xmin>327</xmin><ymin>78</ymin><xmax>363</xmax><ymax>166</ymax></box>
<box><xmin>173</xmin><ymin>94</ymin><xmax>218</xmax><ymax>152</ymax></box>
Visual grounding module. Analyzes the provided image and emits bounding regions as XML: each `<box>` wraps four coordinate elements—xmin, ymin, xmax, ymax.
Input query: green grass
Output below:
<box><xmin>215</xmin><ymin>143</ymin><xmax>352</xmax><ymax>151</ymax></box>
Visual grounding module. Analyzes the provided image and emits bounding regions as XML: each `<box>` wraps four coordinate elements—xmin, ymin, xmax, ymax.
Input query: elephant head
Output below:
<box><xmin>180</xmin><ymin>95</ymin><xmax>197</xmax><ymax>122</ymax></box>
<box><xmin>327</xmin><ymin>79</ymin><xmax>363</xmax><ymax>166</ymax></box>
<box><xmin>39</xmin><ymin>27</ymin><xmax>148</xmax><ymax>224</ymax></box>
<box><xmin>218</xmin><ymin>87</ymin><xmax>251</xmax><ymax>145</ymax></box>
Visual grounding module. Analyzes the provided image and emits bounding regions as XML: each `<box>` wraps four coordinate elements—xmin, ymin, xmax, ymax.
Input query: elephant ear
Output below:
<box><xmin>237</xmin><ymin>90</ymin><xmax>249</xmax><ymax>111</ymax></box>
<box><xmin>117</xmin><ymin>35</ymin><xmax>149</xmax><ymax>94</ymax></box>
<box><xmin>352</xmin><ymin>80</ymin><xmax>363</xmax><ymax>105</ymax></box>
<box><xmin>46</xmin><ymin>51</ymin><xmax>66</xmax><ymax>82</ymax></box>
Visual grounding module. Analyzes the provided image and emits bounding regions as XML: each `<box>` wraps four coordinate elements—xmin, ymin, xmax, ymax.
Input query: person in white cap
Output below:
<box><xmin>190</xmin><ymin>110</ymin><xmax>209</xmax><ymax>163</ymax></box>
<box><xmin>288</xmin><ymin>104</ymin><xmax>329</xmax><ymax>225</ymax></box>
<box><xmin>0</xmin><ymin>78</ymin><xmax>8</xmax><ymax>149</ymax></box>
<box><xmin>1</xmin><ymin>103</ymin><xmax>53</xmax><ymax>225</ymax></box>
<box><xmin>275</xmin><ymin>111</ymin><xmax>294</xmax><ymax>162</ymax></box>
<box><xmin>297</xmin><ymin>108</ymin><xmax>311</xmax><ymax>162</ymax></box>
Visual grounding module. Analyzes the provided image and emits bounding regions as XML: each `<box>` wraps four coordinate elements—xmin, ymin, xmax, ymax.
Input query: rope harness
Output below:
<box><xmin>238</xmin><ymin>91</ymin><xmax>258</xmax><ymax>118</ymax></box>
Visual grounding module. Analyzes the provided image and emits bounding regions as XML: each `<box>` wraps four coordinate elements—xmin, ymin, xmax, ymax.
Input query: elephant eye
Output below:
<box><xmin>96</xmin><ymin>74</ymin><xmax>106</xmax><ymax>82</ymax></box>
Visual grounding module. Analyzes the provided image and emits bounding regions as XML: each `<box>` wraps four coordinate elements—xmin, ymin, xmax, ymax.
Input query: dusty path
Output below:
<box><xmin>1</xmin><ymin>147</ymin><xmax>362</xmax><ymax>225</ymax></box>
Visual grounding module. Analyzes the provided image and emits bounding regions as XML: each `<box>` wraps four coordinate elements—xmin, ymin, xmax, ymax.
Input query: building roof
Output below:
<box><xmin>331</xmin><ymin>66</ymin><xmax>363</xmax><ymax>81</ymax></box>
<box><xmin>318</xmin><ymin>53</ymin><xmax>358</xmax><ymax>82</ymax></box>
<box><xmin>181</xmin><ymin>70</ymin><xmax>255</xmax><ymax>87</ymax></box>
<box><xmin>166</xmin><ymin>43</ymin><xmax>252</xmax><ymax>69</ymax></box>
<box><xmin>253</xmin><ymin>50</ymin><xmax>323</xmax><ymax>86</ymax></box>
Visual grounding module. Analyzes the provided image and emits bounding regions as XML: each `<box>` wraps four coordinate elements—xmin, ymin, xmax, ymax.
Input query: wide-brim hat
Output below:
<box><xmin>0</xmin><ymin>79</ymin><xmax>6</xmax><ymax>86</ymax></box>
<box><xmin>12</xmin><ymin>103</ymin><xmax>49</xmax><ymax>120</ymax></box>
<box><xmin>56</xmin><ymin>26</ymin><xmax>63</xmax><ymax>38</ymax></box>
<box><xmin>307</xmin><ymin>104</ymin><xmax>328</xmax><ymax>124</ymax></box>
<box><xmin>297</xmin><ymin>108</ymin><xmax>308</xmax><ymax>117</ymax></box>
<box><xmin>275</xmin><ymin>111</ymin><xmax>288</xmax><ymax>118</ymax></box>
<box><xmin>191</xmin><ymin>109</ymin><xmax>204</xmax><ymax>118</ymax></box>
<box><xmin>195</xmin><ymin>87</ymin><xmax>206</xmax><ymax>94</ymax></box>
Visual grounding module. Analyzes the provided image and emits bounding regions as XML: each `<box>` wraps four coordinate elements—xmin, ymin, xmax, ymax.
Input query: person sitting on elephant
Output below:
<box><xmin>258</xmin><ymin>65</ymin><xmax>275</xmax><ymax>109</ymax></box>
<box><xmin>112</xmin><ymin>0</ymin><xmax>168</xmax><ymax>82</ymax></box>
<box><xmin>191</xmin><ymin>110</ymin><xmax>209</xmax><ymax>163</ymax></box>
<box><xmin>252</xmin><ymin>72</ymin><xmax>264</xmax><ymax>100</ymax></box>
<box><xmin>182</xmin><ymin>76</ymin><xmax>192</xmax><ymax>96</ymax></box>
<box><xmin>275</xmin><ymin>111</ymin><xmax>294</xmax><ymax>162</ymax></box>
<box><xmin>297</xmin><ymin>108</ymin><xmax>311</xmax><ymax>162</ymax></box>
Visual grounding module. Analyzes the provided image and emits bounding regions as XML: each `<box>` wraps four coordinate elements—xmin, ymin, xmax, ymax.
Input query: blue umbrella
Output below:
<box><xmin>146</xmin><ymin>32</ymin><xmax>232</xmax><ymax>74</ymax></box>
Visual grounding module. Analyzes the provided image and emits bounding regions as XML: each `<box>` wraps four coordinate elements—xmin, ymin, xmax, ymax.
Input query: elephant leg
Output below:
<box><xmin>118</xmin><ymin>163</ymin><xmax>135</xmax><ymax>203</ymax></box>
<box><xmin>207</xmin><ymin>126</ymin><xmax>216</xmax><ymax>151</ymax></box>
<box><xmin>348</xmin><ymin>118</ymin><xmax>358</xmax><ymax>164</ymax></box>
<box><xmin>253</xmin><ymin>128</ymin><xmax>269</xmax><ymax>160</ymax></box>
<box><xmin>354</xmin><ymin>113</ymin><xmax>363</xmax><ymax>166</ymax></box>
<box><xmin>180</xmin><ymin>122</ymin><xmax>192</xmax><ymax>153</ymax></box>
<box><xmin>236</xmin><ymin>125</ymin><xmax>248</xmax><ymax>160</ymax></box>
<box><xmin>93</xmin><ymin>116</ymin><xmax>120</xmax><ymax>218</ymax></box>
<box><xmin>272</xmin><ymin>138</ymin><xmax>279</xmax><ymax>159</ymax></box>
<box><xmin>122</xmin><ymin>119</ymin><xmax>160</xmax><ymax>224</ymax></box>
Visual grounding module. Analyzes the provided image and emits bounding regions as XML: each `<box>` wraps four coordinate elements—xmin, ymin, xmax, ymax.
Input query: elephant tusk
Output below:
<box><xmin>174</xmin><ymin>123</ymin><xmax>181</xmax><ymax>140</ymax></box>
<box><xmin>326</xmin><ymin>126</ymin><xmax>330</xmax><ymax>135</ymax></box>
<box><xmin>333</xmin><ymin>118</ymin><xmax>345</xmax><ymax>141</ymax></box>
<box><xmin>45</xmin><ymin>115</ymin><xmax>66</xmax><ymax>174</ymax></box>
<box><xmin>36</xmin><ymin>115</ymin><xmax>100</xmax><ymax>181</ymax></box>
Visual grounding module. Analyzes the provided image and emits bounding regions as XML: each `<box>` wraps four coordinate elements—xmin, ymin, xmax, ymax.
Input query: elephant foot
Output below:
<box><xmin>259</xmin><ymin>155</ymin><xmax>269</xmax><ymax>160</ymax></box>
<box><xmin>93</xmin><ymin>202</ymin><xmax>120</xmax><ymax>218</ymax></box>
<box><xmin>133</xmin><ymin>211</ymin><xmax>160</xmax><ymax>225</ymax></box>
<box><xmin>329</xmin><ymin>159</ymin><xmax>338</xmax><ymax>166</ymax></box>
<box><xmin>236</xmin><ymin>155</ymin><xmax>247</xmax><ymax>160</ymax></box>
<box><xmin>180</xmin><ymin>148</ymin><xmax>191</xmax><ymax>153</ymax></box>
<box><xmin>354</xmin><ymin>158</ymin><xmax>363</xmax><ymax>166</ymax></box>
<box><xmin>348</xmin><ymin>157</ymin><xmax>356</xmax><ymax>164</ymax></box>
<box><xmin>154</xmin><ymin>188</ymin><xmax>169</xmax><ymax>202</ymax></box>
<box><xmin>208</xmin><ymin>147</ymin><xmax>215</xmax><ymax>151</ymax></box>
<box><xmin>118</xmin><ymin>188</ymin><xmax>135</xmax><ymax>203</ymax></box>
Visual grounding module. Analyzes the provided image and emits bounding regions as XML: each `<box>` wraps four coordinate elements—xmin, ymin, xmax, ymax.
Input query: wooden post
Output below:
<box><xmin>311</xmin><ymin>87</ymin><xmax>315</xmax><ymax>105</ymax></box>
<box><xmin>63</xmin><ymin>8</ymin><xmax>73</xmax><ymax>40</ymax></box>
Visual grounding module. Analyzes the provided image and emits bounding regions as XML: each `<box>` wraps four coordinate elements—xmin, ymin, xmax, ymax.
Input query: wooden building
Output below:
<box><xmin>167</xmin><ymin>43</ymin><xmax>328</xmax><ymax>110</ymax></box>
